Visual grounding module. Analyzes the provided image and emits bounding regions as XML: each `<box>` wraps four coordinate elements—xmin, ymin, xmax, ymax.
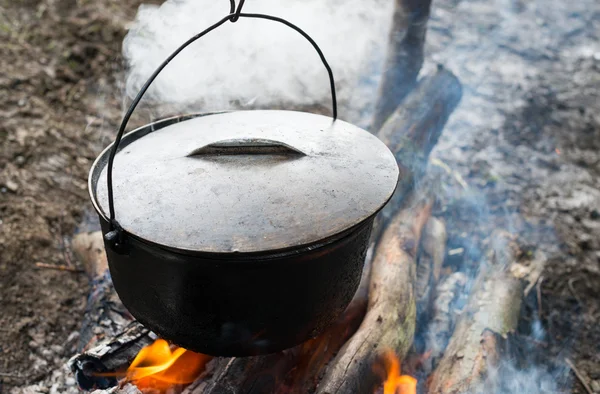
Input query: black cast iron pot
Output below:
<box><xmin>87</xmin><ymin>9</ymin><xmax>399</xmax><ymax>357</ymax></box>
<box><xmin>89</xmin><ymin>111</ymin><xmax>398</xmax><ymax>356</ymax></box>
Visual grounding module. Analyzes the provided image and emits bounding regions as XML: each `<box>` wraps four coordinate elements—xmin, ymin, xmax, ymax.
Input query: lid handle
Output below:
<box><xmin>103</xmin><ymin>1</ymin><xmax>337</xmax><ymax>249</ymax></box>
<box><xmin>188</xmin><ymin>138</ymin><xmax>306</xmax><ymax>157</ymax></box>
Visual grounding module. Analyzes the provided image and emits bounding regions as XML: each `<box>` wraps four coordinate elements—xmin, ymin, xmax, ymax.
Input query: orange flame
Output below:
<box><xmin>126</xmin><ymin>339</ymin><xmax>211</xmax><ymax>392</ymax></box>
<box><xmin>377</xmin><ymin>350</ymin><xmax>417</xmax><ymax>394</ymax></box>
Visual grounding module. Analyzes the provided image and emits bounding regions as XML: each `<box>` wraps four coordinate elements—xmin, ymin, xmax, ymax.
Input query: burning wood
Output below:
<box><xmin>375</xmin><ymin>351</ymin><xmax>418</xmax><ymax>394</ymax></box>
<box><xmin>68</xmin><ymin>321</ymin><xmax>154</xmax><ymax>391</ymax></box>
<box><xmin>315</xmin><ymin>193</ymin><xmax>432</xmax><ymax>394</ymax></box>
<box><xmin>125</xmin><ymin>339</ymin><xmax>211</xmax><ymax>392</ymax></box>
<box><xmin>372</xmin><ymin>67</ymin><xmax>463</xmax><ymax>240</ymax></box>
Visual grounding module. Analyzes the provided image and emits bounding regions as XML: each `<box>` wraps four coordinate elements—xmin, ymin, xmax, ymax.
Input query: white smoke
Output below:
<box><xmin>122</xmin><ymin>0</ymin><xmax>393</xmax><ymax>124</ymax></box>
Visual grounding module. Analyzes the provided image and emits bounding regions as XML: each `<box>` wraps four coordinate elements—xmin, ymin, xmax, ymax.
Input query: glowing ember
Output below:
<box><xmin>377</xmin><ymin>350</ymin><xmax>417</xmax><ymax>394</ymax></box>
<box><xmin>126</xmin><ymin>339</ymin><xmax>211</xmax><ymax>392</ymax></box>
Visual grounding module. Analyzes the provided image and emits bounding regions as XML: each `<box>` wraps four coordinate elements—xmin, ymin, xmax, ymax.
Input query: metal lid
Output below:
<box><xmin>93</xmin><ymin>110</ymin><xmax>399</xmax><ymax>253</ymax></box>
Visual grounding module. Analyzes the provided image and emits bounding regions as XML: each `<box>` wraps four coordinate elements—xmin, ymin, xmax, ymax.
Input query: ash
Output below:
<box><xmin>421</xmin><ymin>0</ymin><xmax>600</xmax><ymax>391</ymax></box>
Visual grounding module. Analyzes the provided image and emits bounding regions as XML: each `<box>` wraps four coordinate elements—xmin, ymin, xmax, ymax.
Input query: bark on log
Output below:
<box><xmin>371</xmin><ymin>0</ymin><xmax>433</xmax><ymax>132</ymax></box>
<box><xmin>69</xmin><ymin>321</ymin><xmax>155</xmax><ymax>391</ymax></box>
<box><xmin>372</xmin><ymin>67</ymin><xmax>462</xmax><ymax>242</ymax></box>
<box><xmin>426</xmin><ymin>232</ymin><xmax>524</xmax><ymax>394</ymax></box>
<box><xmin>315</xmin><ymin>193</ymin><xmax>433</xmax><ymax>394</ymax></box>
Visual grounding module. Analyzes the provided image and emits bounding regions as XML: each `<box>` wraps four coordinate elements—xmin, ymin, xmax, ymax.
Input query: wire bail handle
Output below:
<box><xmin>103</xmin><ymin>0</ymin><xmax>338</xmax><ymax>251</ymax></box>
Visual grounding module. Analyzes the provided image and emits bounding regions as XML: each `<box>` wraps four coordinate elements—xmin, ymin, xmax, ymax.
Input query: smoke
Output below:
<box><xmin>122</xmin><ymin>0</ymin><xmax>393</xmax><ymax>124</ymax></box>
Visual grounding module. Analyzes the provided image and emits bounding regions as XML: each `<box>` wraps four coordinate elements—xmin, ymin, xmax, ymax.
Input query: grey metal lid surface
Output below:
<box><xmin>93</xmin><ymin>110</ymin><xmax>399</xmax><ymax>253</ymax></box>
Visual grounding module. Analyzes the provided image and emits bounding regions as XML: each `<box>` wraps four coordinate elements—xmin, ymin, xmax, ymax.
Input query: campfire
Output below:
<box><xmin>376</xmin><ymin>351</ymin><xmax>417</xmax><ymax>394</ymax></box>
<box><xmin>116</xmin><ymin>341</ymin><xmax>417</xmax><ymax>394</ymax></box>
<box><xmin>64</xmin><ymin>1</ymin><xmax>551</xmax><ymax>394</ymax></box>
<box><xmin>124</xmin><ymin>340</ymin><xmax>211</xmax><ymax>392</ymax></box>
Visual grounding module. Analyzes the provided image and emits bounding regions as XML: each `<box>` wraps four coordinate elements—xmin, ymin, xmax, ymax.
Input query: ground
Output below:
<box><xmin>0</xmin><ymin>0</ymin><xmax>599</xmax><ymax>393</ymax></box>
<box><xmin>0</xmin><ymin>0</ymin><xmax>144</xmax><ymax>389</ymax></box>
<box><xmin>426</xmin><ymin>1</ymin><xmax>600</xmax><ymax>392</ymax></box>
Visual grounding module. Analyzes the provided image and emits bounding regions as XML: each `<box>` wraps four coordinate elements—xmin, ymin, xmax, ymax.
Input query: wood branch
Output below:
<box><xmin>427</xmin><ymin>232</ymin><xmax>524</xmax><ymax>394</ymax></box>
<box><xmin>416</xmin><ymin>217</ymin><xmax>448</xmax><ymax>319</ymax></box>
<box><xmin>371</xmin><ymin>0</ymin><xmax>433</xmax><ymax>132</ymax></box>
<box><xmin>69</xmin><ymin>321</ymin><xmax>155</xmax><ymax>391</ymax></box>
<box><xmin>315</xmin><ymin>193</ymin><xmax>433</xmax><ymax>394</ymax></box>
<box><xmin>421</xmin><ymin>272</ymin><xmax>468</xmax><ymax>375</ymax></box>
<box><xmin>72</xmin><ymin>232</ymin><xmax>133</xmax><ymax>353</ymax></box>
<box><xmin>372</xmin><ymin>67</ymin><xmax>462</xmax><ymax>242</ymax></box>
<box><xmin>72</xmin><ymin>231</ymin><xmax>109</xmax><ymax>278</ymax></box>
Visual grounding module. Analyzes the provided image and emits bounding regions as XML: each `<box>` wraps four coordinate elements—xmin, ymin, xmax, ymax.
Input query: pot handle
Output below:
<box><xmin>103</xmin><ymin>0</ymin><xmax>338</xmax><ymax>250</ymax></box>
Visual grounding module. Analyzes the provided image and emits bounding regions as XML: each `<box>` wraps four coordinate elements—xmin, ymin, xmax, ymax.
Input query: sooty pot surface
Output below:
<box><xmin>89</xmin><ymin>111</ymin><xmax>399</xmax><ymax>356</ymax></box>
<box><xmin>100</xmin><ymin>218</ymin><xmax>372</xmax><ymax>356</ymax></box>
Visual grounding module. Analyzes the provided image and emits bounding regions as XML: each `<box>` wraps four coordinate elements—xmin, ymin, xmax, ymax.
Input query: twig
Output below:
<box><xmin>0</xmin><ymin>372</ymin><xmax>26</xmax><ymax>379</ymax></box>
<box><xmin>34</xmin><ymin>262</ymin><xmax>84</xmax><ymax>273</ymax></box>
<box><xmin>568</xmin><ymin>277</ymin><xmax>582</xmax><ymax>305</ymax></box>
<box><xmin>536</xmin><ymin>275</ymin><xmax>544</xmax><ymax>318</ymax></box>
<box><xmin>515</xmin><ymin>333</ymin><xmax>548</xmax><ymax>348</ymax></box>
<box><xmin>565</xmin><ymin>358</ymin><xmax>593</xmax><ymax>394</ymax></box>
<box><xmin>430</xmin><ymin>157</ymin><xmax>469</xmax><ymax>190</ymax></box>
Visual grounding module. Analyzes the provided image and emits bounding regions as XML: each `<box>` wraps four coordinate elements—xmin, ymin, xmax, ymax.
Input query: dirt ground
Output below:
<box><xmin>0</xmin><ymin>0</ymin><xmax>145</xmax><ymax>389</ymax></box>
<box><xmin>425</xmin><ymin>0</ymin><xmax>600</xmax><ymax>392</ymax></box>
<box><xmin>0</xmin><ymin>0</ymin><xmax>599</xmax><ymax>393</ymax></box>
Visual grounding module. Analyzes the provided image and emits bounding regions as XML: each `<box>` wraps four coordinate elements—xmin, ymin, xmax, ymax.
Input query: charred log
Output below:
<box><xmin>372</xmin><ymin>67</ymin><xmax>462</xmax><ymax>242</ymax></box>
<box><xmin>69</xmin><ymin>321</ymin><xmax>155</xmax><ymax>391</ymax></box>
<box><xmin>371</xmin><ymin>0</ymin><xmax>433</xmax><ymax>132</ymax></box>
<box><xmin>69</xmin><ymin>232</ymin><xmax>151</xmax><ymax>391</ymax></box>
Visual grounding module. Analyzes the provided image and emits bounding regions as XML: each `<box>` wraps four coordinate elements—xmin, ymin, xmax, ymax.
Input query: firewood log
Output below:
<box><xmin>69</xmin><ymin>321</ymin><xmax>155</xmax><ymax>391</ymax></box>
<box><xmin>315</xmin><ymin>192</ymin><xmax>432</xmax><ymax>394</ymax></box>
<box><xmin>371</xmin><ymin>67</ymin><xmax>462</xmax><ymax>243</ymax></box>
<box><xmin>426</xmin><ymin>232</ymin><xmax>524</xmax><ymax>394</ymax></box>
<box><xmin>371</xmin><ymin>0</ymin><xmax>433</xmax><ymax>132</ymax></box>
<box><xmin>421</xmin><ymin>272</ymin><xmax>468</xmax><ymax>375</ymax></box>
